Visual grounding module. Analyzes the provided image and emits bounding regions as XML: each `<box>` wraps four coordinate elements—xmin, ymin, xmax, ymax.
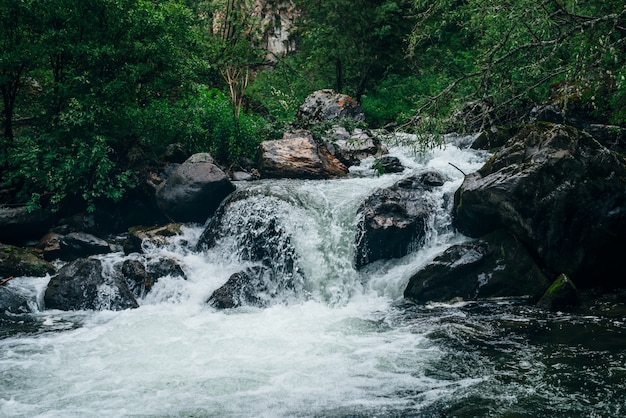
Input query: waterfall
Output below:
<box><xmin>3</xmin><ymin>136</ymin><xmax>623</xmax><ymax>417</ymax></box>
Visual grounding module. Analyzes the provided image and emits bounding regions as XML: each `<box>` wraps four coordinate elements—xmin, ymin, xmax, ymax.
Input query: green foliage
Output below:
<box><xmin>407</xmin><ymin>0</ymin><xmax>626</xmax><ymax>125</ymax></box>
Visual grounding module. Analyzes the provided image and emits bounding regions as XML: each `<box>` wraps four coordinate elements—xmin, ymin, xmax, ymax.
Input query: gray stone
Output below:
<box><xmin>156</xmin><ymin>153</ymin><xmax>235</xmax><ymax>223</ymax></box>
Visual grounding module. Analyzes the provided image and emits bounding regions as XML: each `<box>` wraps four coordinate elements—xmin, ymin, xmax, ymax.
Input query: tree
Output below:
<box><xmin>407</xmin><ymin>0</ymin><xmax>626</xmax><ymax>127</ymax></box>
<box><xmin>296</xmin><ymin>0</ymin><xmax>415</xmax><ymax>101</ymax></box>
<box><xmin>0</xmin><ymin>0</ymin><xmax>38</xmax><ymax>144</ymax></box>
<box><xmin>6</xmin><ymin>0</ymin><xmax>201</xmax><ymax>210</ymax></box>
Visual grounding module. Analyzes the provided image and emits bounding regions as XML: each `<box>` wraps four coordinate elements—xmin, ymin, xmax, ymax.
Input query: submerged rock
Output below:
<box><xmin>355</xmin><ymin>171</ymin><xmax>447</xmax><ymax>269</ymax></box>
<box><xmin>44</xmin><ymin>259</ymin><xmax>138</xmax><ymax>311</ymax></box>
<box><xmin>257</xmin><ymin>130</ymin><xmax>348</xmax><ymax>179</ymax></box>
<box><xmin>404</xmin><ymin>230</ymin><xmax>550</xmax><ymax>304</ymax></box>
<box><xmin>156</xmin><ymin>153</ymin><xmax>235</xmax><ymax>224</ymax></box>
<box><xmin>454</xmin><ymin>123</ymin><xmax>626</xmax><ymax>288</ymax></box>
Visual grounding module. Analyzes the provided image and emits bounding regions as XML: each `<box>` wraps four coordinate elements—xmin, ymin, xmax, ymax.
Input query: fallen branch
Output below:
<box><xmin>0</xmin><ymin>276</ymin><xmax>14</xmax><ymax>286</ymax></box>
<box><xmin>449</xmin><ymin>162</ymin><xmax>467</xmax><ymax>176</ymax></box>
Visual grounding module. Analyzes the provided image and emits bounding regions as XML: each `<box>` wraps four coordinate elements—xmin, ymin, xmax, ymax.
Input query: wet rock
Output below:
<box><xmin>404</xmin><ymin>230</ymin><xmax>551</xmax><ymax>304</ymax></box>
<box><xmin>121</xmin><ymin>259</ymin><xmax>151</xmax><ymax>297</ymax></box>
<box><xmin>537</xmin><ymin>274</ymin><xmax>580</xmax><ymax>311</ymax></box>
<box><xmin>121</xmin><ymin>257</ymin><xmax>186</xmax><ymax>298</ymax></box>
<box><xmin>0</xmin><ymin>244</ymin><xmax>56</xmax><ymax>278</ymax></box>
<box><xmin>454</xmin><ymin>123</ymin><xmax>626</xmax><ymax>288</ymax></box>
<box><xmin>257</xmin><ymin>130</ymin><xmax>348</xmax><ymax>179</ymax></box>
<box><xmin>57</xmin><ymin>232</ymin><xmax>113</xmax><ymax>261</ymax></box>
<box><xmin>325</xmin><ymin>127</ymin><xmax>387</xmax><ymax>167</ymax></box>
<box><xmin>372</xmin><ymin>155</ymin><xmax>404</xmax><ymax>174</ymax></box>
<box><xmin>44</xmin><ymin>259</ymin><xmax>138</xmax><ymax>311</ymax></box>
<box><xmin>155</xmin><ymin>153</ymin><xmax>235</xmax><ymax>224</ymax></box>
<box><xmin>207</xmin><ymin>266</ymin><xmax>271</xmax><ymax>309</ymax></box>
<box><xmin>125</xmin><ymin>223</ymin><xmax>183</xmax><ymax>254</ymax></box>
<box><xmin>471</xmin><ymin>126</ymin><xmax>518</xmax><ymax>151</ymax></box>
<box><xmin>295</xmin><ymin>89</ymin><xmax>365</xmax><ymax>126</ymax></box>
<box><xmin>0</xmin><ymin>206</ymin><xmax>58</xmax><ymax>245</ymax></box>
<box><xmin>355</xmin><ymin>171</ymin><xmax>447</xmax><ymax>269</ymax></box>
<box><xmin>199</xmin><ymin>192</ymin><xmax>304</xmax><ymax>308</ymax></box>
<box><xmin>0</xmin><ymin>285</ymin><xmax>31</xmax><ymax>314</ymax></box>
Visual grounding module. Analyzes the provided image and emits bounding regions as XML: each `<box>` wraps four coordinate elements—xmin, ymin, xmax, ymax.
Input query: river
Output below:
<box><xmin>1</xmin><ymin>135</ymin><xmax>625</xmax><ymax>417</ymax></box>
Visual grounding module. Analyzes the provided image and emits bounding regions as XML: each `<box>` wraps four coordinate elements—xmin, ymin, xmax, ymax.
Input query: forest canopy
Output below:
<box><xmin>1</xmin><ymin>0</ymin><xmax>624</xmax><ymax>211</ymax></box>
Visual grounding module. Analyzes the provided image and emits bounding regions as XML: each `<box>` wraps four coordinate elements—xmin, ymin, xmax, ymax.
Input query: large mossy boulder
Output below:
<box><xmin>355</xmin><ymin>171</ymin><xmax>447</xmax><ymax>269</ymax></box>
<box><xmin>156</xmin><ymin>153</ymin><xmax>235</xmax><ymax>224</ymax></box>
<box><xmin>404</xmin><ymin>229</ymin><xmax>551</xmax><ymax>304</ymax></box>
<box><xmin>257</xmin><ymin>130</ymin><xmax>348</xmax><ymax>179</ymax></box>
<box><xmin>0</xmin><ymin>244</ymin><xmax>56</xmax><ymax>278</ymax></box>
<box><xmin>44</xmin><ymin>259</ymin><xmax>138</xmax><ymax>311</ymax></box>
<box><xmin>454</xmin><ymin>123</ymin><xmax>626</xmax><ymax>288</ymax></box>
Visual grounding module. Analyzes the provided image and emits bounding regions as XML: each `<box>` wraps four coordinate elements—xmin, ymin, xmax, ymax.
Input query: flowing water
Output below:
<box><xmin>1</xmin><ymin>136</ymin><xmax>625</xmax><ymax>417</ymax></box>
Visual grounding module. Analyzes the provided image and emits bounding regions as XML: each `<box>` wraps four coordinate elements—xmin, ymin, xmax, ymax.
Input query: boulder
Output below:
<box><xmin>199</xmin><ymin>192</ymin><xmax>304</xmax><ymax>308</ymax></box>
<box><xmin>44</xmin><ymin>259</ymin><xmax>138</xmax><ymax>311</ymax></box>
<box><xmin>355</xmin><ymin>171</ymin><xmax>447</xmax><ymax>269</ymax></box>
<box><xmin>155</xmin><ymin>153</ymin><xmax>235</xmax><ymax>223</ymax></box>
<box><xmin>0</xmin><ymin>206</ymin><xmax>58</xmax><ymax>245</ymax></box>
<box><xmin>454</xmin><ymin>123</ymin><xmax>626</xmax><ymax>288</ymax></box>
<box><xmin>325</xmin><ymin>127</ymin><xmax>387</xmax><ymax>167</ymax></box>
<box><xmin>404</xmin><ymin>230</ymin><xmax>550</xmax><ymax>304</ymax></box>
<box><xmin>295</xmin><ymin>89</ymin><xmax>365</xmax><ymax>126</ymax></box>
<box><xmin>0</xmin><ymin>244</ymin><xmax>56</xmax><ymax>278</ymax></box>
<box><xmin>257</xmin><ymin>130</ymin><xmax>348</xmax><ymax>179</ymax></box>
<box><xmin>372</xmin><ymin>155</ymin><xmax>404</xmax><ymax>175</ymax></box>
<box><xmin>56</xmin><ymin>232</ymin><xmax>113</xmax><ymax>261</ymax></box>
<box><xmin>537</xmin><ymin>274</ymin><xmax>580</xmax><ymax>311</ymax></box>
<box><xmin>207</xmin><ymin>266</ymin><xmax>271</xmax><ymax>309</ymax></box>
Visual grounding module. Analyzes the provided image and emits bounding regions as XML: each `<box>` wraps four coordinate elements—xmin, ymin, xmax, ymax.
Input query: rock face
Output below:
<box><xmin>257</xmin><ymin>130</ymin><xmax>348</xmax><ymax>179</ymax></box>
<box><xmin>0</xmin><ymin>244</ymin><xmax>56</xmax><ymax>278</ymax></box>
<box><xmin>0</xmin><ymin>206</ymin><xmax>57</xmax><ymax>245</ymax></box>
<box><xmin>156</xmin><ymin>153</ymin><xmax>235</xmax><ymax>224</ymax></box>
<box><xmin>44</xmin><ymin>259</ymin><xmax>138</xmax><ymax>311</ymax></box>
<box><xmin>355</xmin><ymin>171</ymin><xmax>447</xmax><ymax>269</ymax></box>
<box><xmin>404</xmin><ymin>230</ymin><xmax>550</xmax><ymax>304</ymax></box>
<box><xmin>295</xmin><ymin>89</ymin><xmax>365</xmax><ymax>126</ymax></box>
<box><xmin>454</xmin><ymin>123</ymin><xmax>626</xmax><ymax>288</ymax></box>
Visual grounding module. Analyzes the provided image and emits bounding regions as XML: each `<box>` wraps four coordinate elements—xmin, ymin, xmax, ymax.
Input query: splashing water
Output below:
<box><xmin>2</xmin><ymin>136</ymin><xmax>625</xmax><ymax>417</ymax></box>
